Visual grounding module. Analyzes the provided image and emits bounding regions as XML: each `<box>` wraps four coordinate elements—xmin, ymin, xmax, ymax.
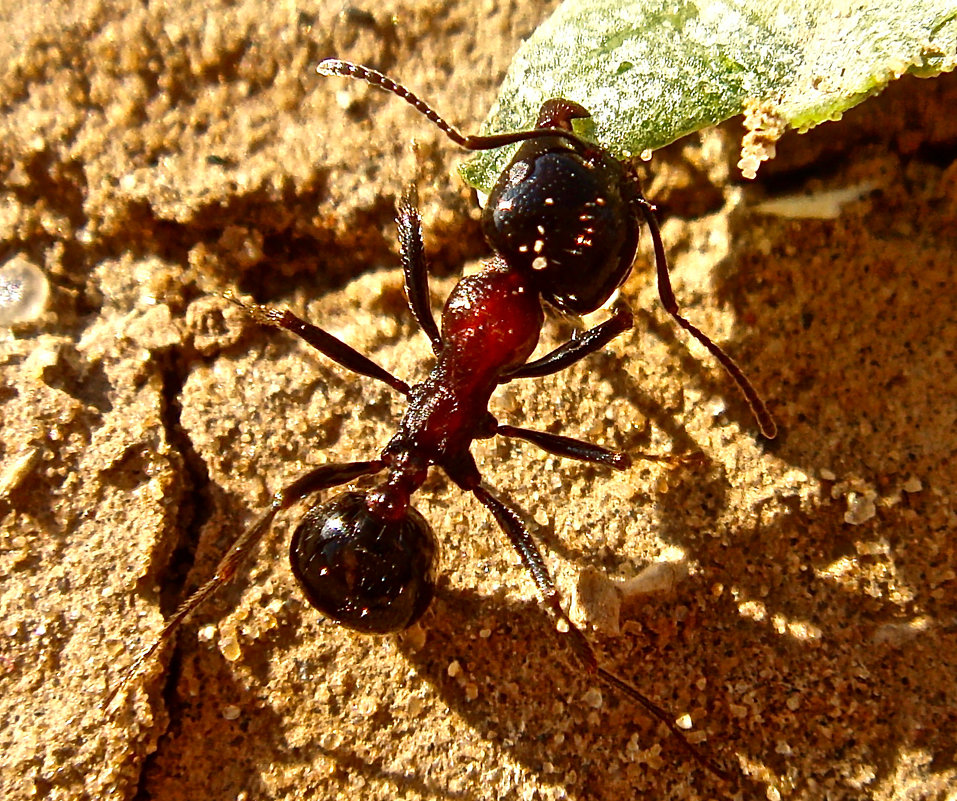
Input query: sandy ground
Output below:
<box><xmin>1</xmin><ymin>2</ymin><xmax>956</xmax><ymax>800</ymax></box>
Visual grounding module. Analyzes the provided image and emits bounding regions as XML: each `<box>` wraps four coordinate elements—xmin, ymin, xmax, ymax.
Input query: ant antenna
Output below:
<box><xmin>317</xmin><ymin>58</ymin><xmax>587</xmax><ymax>152</ymax></box>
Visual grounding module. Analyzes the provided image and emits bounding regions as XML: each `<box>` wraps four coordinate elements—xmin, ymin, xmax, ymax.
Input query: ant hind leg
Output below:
<box><xmin>494</xmin><ymin>421</ymin><xmax>704</xmax><ymax>472</ymax></box>
<box><xmin>470</xmin><ymin>483</ymin><xmax>735</xmax><ymax>784</ymax></box>
<box><xmin>105</xmin><ymin>459</ymin><xmax>384</xmax><ymax>709</ymax></box>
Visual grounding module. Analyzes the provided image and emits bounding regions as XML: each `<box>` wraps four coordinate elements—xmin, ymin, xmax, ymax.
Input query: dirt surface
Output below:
<box><xmin>1</xmin><ymin>2</ymin><xmax>956</xmax><ymax>800</ymax></box>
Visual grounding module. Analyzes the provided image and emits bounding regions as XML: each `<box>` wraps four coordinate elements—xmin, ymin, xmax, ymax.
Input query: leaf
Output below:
<box><xmin>460</xmin><ymin>0</ymin><xmax>957</xmax><ymax>190</ymax></box>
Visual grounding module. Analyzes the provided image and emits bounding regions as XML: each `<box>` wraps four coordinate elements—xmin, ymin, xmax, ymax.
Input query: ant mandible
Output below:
<box><xmin>110</xmin><ymin>59</ymin><xmax>777</xmax><ymax>787</ymax></box>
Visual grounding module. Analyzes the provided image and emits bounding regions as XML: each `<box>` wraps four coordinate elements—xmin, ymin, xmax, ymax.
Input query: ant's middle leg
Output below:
<box><xmin>224</xmin><ymin>291</ymin><xmax>410</xmax><ymax>395</ymax></box>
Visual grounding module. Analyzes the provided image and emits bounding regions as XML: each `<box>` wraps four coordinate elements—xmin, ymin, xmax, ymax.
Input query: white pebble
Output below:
<box><xmin>0</xmin><ymin>256</ymin><xmax>49</xmax><ymax>325</ymax></box>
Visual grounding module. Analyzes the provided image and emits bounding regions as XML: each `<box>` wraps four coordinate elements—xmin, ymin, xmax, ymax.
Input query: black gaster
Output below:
<box><xmin>290</xmin><ymin>492</ymin><xmax>438</xmax><ymax>633</ymax></box>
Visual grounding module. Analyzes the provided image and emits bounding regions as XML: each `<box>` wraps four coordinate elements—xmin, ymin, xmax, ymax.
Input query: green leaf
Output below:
<box><xmin>460</xmin><ymin>0</ymin><xmax>957</xmax><ymax>190</ymax></box>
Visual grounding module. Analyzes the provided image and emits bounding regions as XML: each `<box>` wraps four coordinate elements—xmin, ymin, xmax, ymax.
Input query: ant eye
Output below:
<box><xmin>289</xmin><ymin>492</ymin><xmax>438</xmax><ymax>633</ymax></box>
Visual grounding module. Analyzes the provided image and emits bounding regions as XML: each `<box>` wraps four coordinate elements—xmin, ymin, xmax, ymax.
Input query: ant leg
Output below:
<box><xmin>396</xmin><ymin>187</ymin><xmax>442</xmax><ymax>354</ymax></box>
<box><xmin>633</xmin><ymin>197</ymin><xmax>777</xmax><ymax>439</ymax></box>
<box><xmin>501</xmin><ymin>300</ymin><xmax>633</xmax><ymax>381</ymax></box>
<box><xmin>224</xmin><ymin>292</ymin><xmax>410</xmax><ymax>395</ymax></box>
<box><xmin>495</xmin><ymin>423</ymin><xmax>701</xmax><ymax>470</ymax></box>
<box><xmin>106</xmin><ymin>459</ymin><xmax>384</xmax><ymax>708</ymax></box>
<box><xmin>471</xmin><ymin>483</ymin><xmax>734</xmax><ymax>783</ymax></box>
<box><xmin>495</xmin><ymin>423</ymin><xmax>631</xmax><ymax>470</ymax></box>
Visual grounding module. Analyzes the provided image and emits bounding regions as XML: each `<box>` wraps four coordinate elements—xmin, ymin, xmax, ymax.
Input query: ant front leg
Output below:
<box><xmin>396</xmin><ymin>188</ymin><xmax>443</xmax><ymax>355</ymax></box>
<box><xmin>470</xmin><ymin>483</ymin><xmax>734</xmax><ymax>784</ymax></box>
<box><xmin>223</xmin><ymin>291</ymin><xmax>410</xmax><ymax>395</ymax></box>
<box><xmin>501</xmin><ymin>299</ymin><xmax>634</xmax><ymax>381</ymax></box>
<box><xmin>632</xmin><ymin>196</ymin><xmax>777</xmax><ymax>439</ymax></box>
<box><xmin>106</xmin><ymin>459</ymin><xmax>384</xmax><ymax>708</ymax></box>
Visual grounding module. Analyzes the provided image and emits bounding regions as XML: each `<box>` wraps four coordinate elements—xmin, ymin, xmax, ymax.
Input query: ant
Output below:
<box><xmin>110</xmin><ymin>59</ymin><xmax>777</xmax><ymax>789</ymax></box>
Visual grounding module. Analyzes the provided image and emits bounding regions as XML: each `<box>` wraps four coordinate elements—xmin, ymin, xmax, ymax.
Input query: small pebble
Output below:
<box><xmin>582</xmin><ymin>687</ymin><xmax>603</xmax><ymax>709</ymax></box>
<box><xmin>219</xmin><ymin>633</ymin><xmax>241</xmax><ymax>662</ymax></box>
<box><xmin>0</xmin><ymin>256</ymin><xmax>49</xmax><ymax>325</ymax></box>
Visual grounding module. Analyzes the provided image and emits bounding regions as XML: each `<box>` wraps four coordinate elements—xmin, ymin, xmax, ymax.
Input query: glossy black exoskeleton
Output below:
<box><xmin>482</xmin><ymin>98</ymin><xmax>641</xmax><ymax>315</ymax></box>
<box><xmin>110</xmin><ymin>58</ymin><xmax>777</xmax><ymax>791</ymax></box>
<box><xmin>290</xmin><ymin>491</ymin><xmax>437</xmax><ymax>633</ymax></box>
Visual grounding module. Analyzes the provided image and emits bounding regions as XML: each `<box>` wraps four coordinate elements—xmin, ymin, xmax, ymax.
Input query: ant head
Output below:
<box><xmin>481</xmin><ymin>103</ymin><xmax>640</xmax><ymax>315</ymax></box>
<box><xmin>290</xmin><ymin>491</ymin><xmax>438</xmax><ymax>633</ymax></box>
